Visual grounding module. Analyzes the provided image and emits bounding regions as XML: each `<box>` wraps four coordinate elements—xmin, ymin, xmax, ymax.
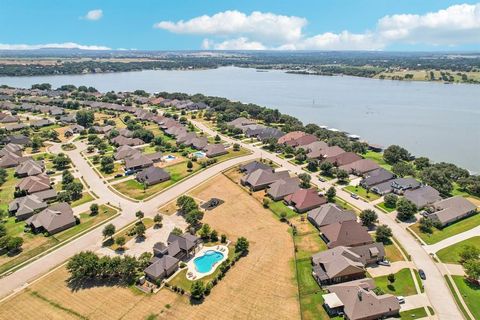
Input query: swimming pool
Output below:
<box><xmin>193</xmin><ymin>151</ymin><xmax>206</xmax><ymax>158</ymax></box>
<box><xmin>162</xmin><ymin>154</ymin><xmax>176</xmax><ymax>162</ymax></box>
<box><xmin>193</xmin><ymin>250</ymin><xmax>224</xmax><ymax>273</ymax></box>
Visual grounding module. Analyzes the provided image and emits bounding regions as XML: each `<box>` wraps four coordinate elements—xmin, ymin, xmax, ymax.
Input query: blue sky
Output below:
<box><xmin>1</xmin><ymin>0</ymin><xmax>480</xmax><ymax>51</ymax></box>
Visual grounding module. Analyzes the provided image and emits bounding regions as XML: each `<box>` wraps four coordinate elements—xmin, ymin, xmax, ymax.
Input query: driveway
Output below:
<box><xmin>367</xmin><ymin>261</ymin><xmax>415</xmax><ymax>277</ymax></box>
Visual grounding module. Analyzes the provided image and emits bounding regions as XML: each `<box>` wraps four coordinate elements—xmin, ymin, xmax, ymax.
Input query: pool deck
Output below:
<box><xmin>186</xmin><ymin>244</ymin><xmax>229</xmax><ymax>280</ymax></box>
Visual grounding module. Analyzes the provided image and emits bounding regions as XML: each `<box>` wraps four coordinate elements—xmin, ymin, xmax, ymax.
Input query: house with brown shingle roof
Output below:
<box><xmin>204</xmin><ymin>144</ymin><xmax>228</xmax><ymax>158</ymax></box>
<box><xmin>284</xmin><ymin>188</ymin><xmax>327</xmax><ymax>213</ymax></box>
<box><xmin>307</xmin><ymin>203</ymin><xmax>357</xmax><ymax>229</ymax></box>
<box><xmin>114</xmin><ymin>145</ymin><xmax>141</xmax><ymax>160</ymax></box>
<box><xmin>284</xmin><ymin>134</ymin><xmax>317</xmax><ymax>148</ymax></box>
<box><xmin>241</xmin><ymin>168</ymin><xmax>290</xmax><ymax>191</ymax></box>
<box><xmin>323</xmin><ymin>152</ymin><xmax>362</xmax><ymax>167</ymax></box>
<box><xmin>339</xmin><ymin>159</ymin><xmax>380</xmax><ymax>176</ymax></box>
<box><xmin>320</xmin><ymin>220</ymin><xmax>373</xmax><ymax>249</ymax></box>
<box><xmin>267</xmin><ymin>177</ymin><xmax>301</xmax><ymax>201</ymax></box>
<box><xmin>307</xmin><ymin>145</ymin><xmax>345</xmax><ymax>160</ymax></box>
<box><xmin>124</xmin><ymin>153</ymin><xmax>153</xmax><ymax>171</ymax></box>
<box><xmin>15</xmin><ymin>159</ymin><xmax>44</xmax><ymax>177</ymax></box>
<box><xmin>16</xmin><ymin>174</ymin><xmax>51</xmax><ymax>194</ymax></box>
<box><xmin>277</xmin><ymin>131</ymin><xmax>307</xmax><ymax>144</ymax></box>
<box><xmin>26</xmin><ymin>202</ymin><xmax>76</xmax><ymax>235</ymax></box>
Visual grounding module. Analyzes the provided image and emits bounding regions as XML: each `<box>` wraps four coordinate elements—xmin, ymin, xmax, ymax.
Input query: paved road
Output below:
<box><xmin>0</xmin><ymin>139</ymin><xmax>257</xmax><ymax>300</ymax></box>
<box><xmin>192</xmin><ymin>120</ymin><xmax>464</xmax><ymax>320</ymax></box>
<box><xmin>426</xmin><ymin>225</ymin><xmax>480</xmax><ymax>253</ymax></box>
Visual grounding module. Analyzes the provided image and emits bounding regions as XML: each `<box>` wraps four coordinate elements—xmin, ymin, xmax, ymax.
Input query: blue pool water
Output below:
<box><xmin>193</xmin><ymin>151</ymin><xmax>206</xmax><ymax>158</ymax></box>
<box><xmin>193</xmin><ymin>250</ymin><xmax>224</xmax><ymax>273</ymax></box>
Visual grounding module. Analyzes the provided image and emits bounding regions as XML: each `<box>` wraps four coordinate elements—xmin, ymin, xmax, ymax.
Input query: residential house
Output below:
<box><xmin>15</xmin><ymin>159</ymin><xmax>44</xmax><ymax>177</ymax></box>
<box><xmin>239</xmin><ymin>161</ymin><xmax>272</xmax><ymax>175</ymax></box>
<box><xmin>323</xmin><ymin>152</ymin><xmax>362</xmax><ymax>167</ymax></box>
<box><xmin>241</xmin><ymin>168</ymin><xmax>290</xmax><ymax>191</ymax></box>
<box><xmin>404</xmin><ymin>186</ymin><xmax>442</xmax><ymax>209</ymax></box>
<box><xmin>144</xmin><ymin>255</ymin><xmax>180</xmax><ymax>282</ymax></box>
<box><xmin>371</xmin><ymin>177</ymin><xmax>421</xmax><ymax>195</ymax></box>
<box><xmin>278</xmin><ymin>131</ymin><xmax>306</xmax><ymax>144</ymax></box>
<box><xmin>204</xmin><ymin>144</ymin><xmax>228</xmax><ymax>158</ymax></box>
<box><xmin>267</xmin><ymin>177</ymin><xmax>301</xmax><ymax>201</ymax></box>
<box><xmin>323</xmin><ymin>278</ymin><xmax>400</xmax><ymax>320</ymax></box>
<box><xmin>26</xmin><ymin>202</ymin><xmax>76</xmax><ymax>235</ymax></box>
<box><xmin>30</xmin><ymin>119</ymin><xmax>53</xmax><ymax>128</ymax></box>
<box><xmin>9</xmin><ymin>194</ymin><xmax>49</xmax><ymax>220</ymax></box>
<box><xmin>284</xmin><ymin>134</ymin><xmax>317</xmax><ymax>148</ymax></box>
<box><xmin>1</xmin><ymin>143</ymin><xmax>22</xmax><ymax>156</ymax></box>
<box><xmin>2</xmin><ymin>134</ymin><xmax>31</xmax><ymax>145</ymax></box>
<box><xmin>307</xmin><ymin>203</ymin><xmax>357</xmax><ymax>229</ymax></box>
<box><xmin>4</xmin><ymin>123</ymin><xmax>27</xmax><ymax>131</ymax></box>
<box><xmin>111</xmin><ymin>135</ymin><xmax>144</xmax><ymax>147</ymax></box>
<box><xmin>227</xmin><ymin>117</ymin><xmax>256</xmax><ymax>129</ymax></box>
<box><xmin>124</xmin><ymin>153</ymin><xmax>153</xmax><ymax>172</ymax></box>
<box><xmin>307</xmin><ymin>145</ymin><xmax>345</xmax><ymax>160</ymax></box>
<box><xmin>284</xmin><ymin>188</ymin><xmax>327</xmax><ymax>213</ymax></box>
<box><xmin>136</xmin><ymin>167</ymin><xmax>170</xmax><ymax>186</ymax></box>
<box><xmin>0</xmin><ymin>151</ymin><xmax>30</xmax><ymax>168</ymax></box>
<box><xmin>16</xmin><ymin>174</ymin><xmax>51</xmax><ymax>194</ymax></box>
<box><xmin>428</xmin><ymin>196</ymin><xmax>477</xmax><ymax>227</ymax></box>
<box><xmin>302</xmin><ymin>140</ymin><xmax>328</xmax><ymax>153</ymax></box>
<box><xmin>360</xmin><ymin>168</ymin><xmax>395</xmax><ymax>189</ymax></box>
<box><xmin>320</xmin><ymin>220</ymin><xmax>373</xmax><ymax>248</ymax></box>
<box><xmin>114</xmin><ymin>145</ymin><xmax>141</xmax><ymax>161</ymax></box>
<box><xmin>64</xmin><ymin>124</ymin><xmax>84</xmax><ymax>137</ymax></box>
<box><xmin>187</xmin><ymin>136</ymin><xmax>208</xmax><ymax>150</ymax></box>
<box><xmin>339</xmin><ymin>159</ymin><xmax>380</xmax><ymax>176</ymax></box>
<box><xmin>0</xmin><ymin>113</ymin><xmax>19</xmax><ymax>123</ymax></box>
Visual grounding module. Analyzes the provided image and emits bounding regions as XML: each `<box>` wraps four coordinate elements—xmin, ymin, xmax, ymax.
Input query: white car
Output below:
<box><xmin>378</xmin><ymin>260</ymin><xmax>391</xmax><ymax>266</ymax></box>
<box><xmin>397</xmin><ymin>296</ymin><xmax>405</xmax><ymax>304</ymax></box>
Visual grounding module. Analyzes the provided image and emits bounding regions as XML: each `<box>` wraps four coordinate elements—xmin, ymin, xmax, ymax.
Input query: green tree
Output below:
<box><xmin>7</xmin><ymin>237</ymin><xmax>23</xmax><ymax>252</ymax></box>
<box><xmin>419</xmin><ymin>217</ymin><xmax>434</xmax><ymax>234</ymax></box>
<box><xmin>306</xmin><ymin>160</ymin><xmax>318</xmax><ymax>172</ymax></box>
<box><xmin>375</xmin><ymin>225</ymin><xmax>393</xmax><ymax>244</ymax></box>
<box><xmin>171</xmin><ymin>227</ymin><xmax>183</xmax><ymax>236</ymax></box>
<box><xmin>463</xmin><ymin>259</ymin><xmax>480</xmax><ymax>282</ymax></box>
<box><xmin>336</xmin><ymin>169</ymin><xmax>349</xmax><ymax>183</ymax></box>
<box><xmin>115</xmin><ymin>236</ymin><xmax>126</xmax><ymax>249</ymax></box>
<box><xmin>326</xmin><ymin>187</ymin><xmax>336</xmax><ymax>203</ymax></box>
<box><xmin>320</xmin><ymin>161</ymin><xmax>333</xmax><ymax>176</ymax></box>
<box><xmin>392</xmin><ymin>162</ymin><xmax>415</xmax><ymax>177</ymax></box>
<box><xmin>235</xmin><ymin>237</ymin><xmax>249</xmax><ymax>254</ymax></box>
<box><xmin>135</xmin><ymin>222</ymin><xmax>146</xmax><ymax>238</ymax></box>
<box><xmin>420</xmin><ymin>167</ymin><xmax>453</xmax><ymax>195</ymax></box>
<box><xmin>221</xmin><ymin>234</ymin><xmax>227</xmax><ymax>243</ymax></box>
<box><xmin>459</xmin><ymin>245</ymin><xmax>480</xmax><ymax>263</ymax></box>
<box><xmin>0</xmin><ymin>168</ymin><xmax>7</xmax><ymax>185</ymax></box>
<box><xmin>214</xmin><ymin>135</ymin><xmax>221</xmax><ymax>142</ymax></box>
<box><xmin>65</xmin><ymin>181</ymin><xmax>83</xmax><ymax>200</ymax></box>
<box><xmin>53</xmin><ymin>153</ymin><xmax>71</xmax><ymax>170</ymax></box>
<box><xmin>298</xmin><ymin>173</ymin><xmax>311</xmax><ymax>188</ymax></box>
<box><xmin>187</xmin><ymin>160</ymin><xmax>193</xmax><ymax>172</ymax></box>
<box><xmin>387</xmin><ymin>273</ymin><xmax>396</xmax><ymax>284</ymax></box>
<box><xmin>90</xmin><ymin>203</ymin><xmax>99</xmax><ymax>215</ymax></box>
<box><xmin>135</xmin><ymin>210</ymin><xmax>144</xmax><ymax>220</ymax></box>
<box><xmin>396</xmin><ymin>198</ymin><xmax>417</xmax><ymax>221</ymax></box>
<box><xmin>359</xmin><ymin>209</ymin><xmax>378</xmax><ymax>228</ymax></box>
<box><xmin>153</xmin><ymin>214</ymin><xmax>163</xmax><ymax>227</ymax></box>
<box><xmin>414</xmin><ymin>157</ymin><xmax>430</xmax><ymax>170</ymax></box>
<box><xmin>102</xmin><ymin>223</ymin><xmax>116</xmax><ymax>239</ymax></box>
<box><xmin>383</xmin><ymin>145</ymin><xmax>411</xmax><ymax>164</ymax></box>
<box><xmin>190</xmin><ymin>281</ymin><xmax>206</xmax><ymax>300</ymax></box>
<box><xmin>383</xmin><ymin>193</ymin><xmax>398</xmax><ymax>208</ymax></box>
<box><xmin>198</xmin><ymin>224</ymin><xmax>211</xmax><ymax>240</ymax></box>
<box><xmin>62</xmin><ymin>169</ymin><xmax>74</xmax><ymax>187</ymax></box>
<box><xmin>210</xmin><ymin>229</ymin><xmax>219</xmax><ymax>242</ymax></box>
<box><xmin>76</xmin><ymin>110</ymin><xmax>95</xmax><ymax>128</ymax></box>
<box><xmin>100</xmin><ymin>156</ymin><xmax>114</xmax><ymax>174</ymax></box>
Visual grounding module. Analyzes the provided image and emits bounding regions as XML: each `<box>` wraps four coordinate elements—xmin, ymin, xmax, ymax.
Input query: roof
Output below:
<box><xmin>9</xmin><ymin>194</ymin><xmax>48</xmax><ymax>217</ymax></box>
<box><xmin>320</xmin><ymin>220</ymin><xmax>373</xmax><ymax>248</ymax></box>
<box><xmin>15</xmin><ymin>159</ymin><xmax>44</xmax><ymax>176</ymax></box>
<box><xmin>302</xmin><ymin>140</ymin><xmax>328</xmax><ymax>153</ymax></box>
<box><xmin>308</xmin><ymin>145</ymin><xmax>345</xmax><ymax>159</ymax></box>
<box><xmin>278</xmin><ymin>131</ymin><xmax>306</xmax><ymax>144</ymax></box>
<box><xmin>326</xmin><ymin>279</ymin><xmax>400</xmax><ymax>320</ymax></box>
<box><xmin>114</xmin><ymin>145</ymin><xmax>141</xmax><ymax>160</ymax></box>
<box><xmin>227</xmin><ymin>117</ymin><xmax>256</xmax><ymax>129</ymax></box>
<box><xmin>204</xmin><ymin>144</ymin><xmax>227</xmax><ymax>157</ymax></box>
<box><xmin>324</xmin><ymin>152</ymin><xmax>362</xmax><ymax>167</ymax></box>
<box><xmin>144</xmin><ymin>255</ymin><xmax>180</xmax><ymax>278</ymax></box>
<box><xmin>136</xmin><ymin>167</ymin><xmax>170</xmax><ymax>185</ymax></box>
<box><xmin>111</xmin><ymin>135</ymin><xmax>144</xmax><ymax>146</ymax></box>
<box><xmin>404</xmin><ymin>186</ymin><xmax>442</xmax><ymax>208</ymax></box>
<box><xmin>339</xmin><ymin>159</ymin><xmax>380</xmax><ymax>175</ymax></box>
<box><xmin>312</xmin><ymin>246</ymin><xmax>365</xmax><ymax>280</ymax></box>
<box><xmin>16</xmin><ymin>174</ymin><xmax>51</xmax><ymax>194</ymax></box>
<box><xmin>323</xmin><ymin>293</ymin><xmax>344</xmax><ymax>308</ymax></box>
<box><xmin>284</xmin><ymin>188</ymin><xmax>327</xmax><ymax>211</ymax></box>
<box><xmin>430</xmin><ymin>196</ymin><xmax>477</xmax><ymax>225</ymax></box>
<box><xmin>124</xmin><ymin>153</ymin><xmax>153</xmax><ymax>170</ymax></box>
<box><xmin>285</xmin><ymin>134</ymin><xmax>317</xmax><ymax>147</ymax></box>
<box><xmin>267</xmin><ymin>177</ymin><xmax>301</xmax><ymax>199</ymax></box>
<box><xmin>360</xmin><ymin>168</ymin><xmax>395</xmax><ymax>188</ymax></box>
<box><xmin>239</xmin><ymin>161</ymin><xmax>272</xmax><ymax>175</ymax></box>
<box><xmin>391</xmin><ymin>178</ymin><xmax>421</xmax><ymax>190</ymax></box>
<box><xmin>307</xmin><ymin>203</ymin><xmax>357</xmax><ymax>228</ymax></box>
<box><xmin>167</xmin><ymin>232</ymin><xmax>199</xmax><ymax>252</ymax></box>
<box><xmin>26</xmin><ymin>202</ymin><xmax>75</xmax><ymax>233</ymax></box>
<box><xmin>242</xmin><ymin>168</ymin><xmax>290</xmax><ymax>188</ymax></box>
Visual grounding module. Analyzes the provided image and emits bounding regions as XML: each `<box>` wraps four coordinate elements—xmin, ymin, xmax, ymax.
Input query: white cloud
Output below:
<box><xmin>0</xmin><ymin>42</ymin><xmax>111</xmax><ymax>50</ymax></box>
<box><xmin>155</xmin><ymin>4</ymin><xmax>480</xmax><ymax>50</ymax></box>
<box><xmin>155</xmin><ymin>10</ymin><xmax>306</xmax><ymax>44</ymax></box>
<box><xmin>202</xmin><ymin>37</ymin><xmax>266</xmax><ymax>50</ymax></box>
<box><xmin>83</xmin><ymin>9</ymin><xmax>103</xmax><ymax>21</ymax></box>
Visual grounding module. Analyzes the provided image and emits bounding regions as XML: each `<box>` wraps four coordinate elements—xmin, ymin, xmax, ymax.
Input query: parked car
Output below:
<box><xmin>351</xmin><ymin>193</ymin><xmax>359</xmax><ymax>199</ymax></box>
<box><xmin>419</xmin><ymin>269</ymin><xmax>426</xmax><ymax>280</ymax></box>
<box><xmin>125</xmin><ymin>169</ymin><xmax>135</xmax><ymax>176</ymax></box>
<box><xmin>378</xmin><ymin>260</ymin><xmax>391</xmax><ymax>266</ymax></box>
<box><xmin>114</xmin><ymin>173</ymin><xmax>123</xmax><ymax>178</ymax></box>
<box><xmin>397</xmin><ymin>296</ymin><xmax>405</xmax><ymax>304</ymax></box>
<box><xmin>318</xmin><ymin>177</ymin><xmax>325</xmax><ymax>182</ymax></box>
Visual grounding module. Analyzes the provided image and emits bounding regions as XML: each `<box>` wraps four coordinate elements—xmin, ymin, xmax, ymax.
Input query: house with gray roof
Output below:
<box><xmin>404</xmin><ymin>186</ymin><xmax>442</xmax><ymax>209</ymax></box>
<box><xmin>428</xmin><ymin>196</ymin><xmax>477</xmax><ymax>227</ymax></box>
<box><xmin>241</xmin><ymin>168</ymin><xmax>290</xmax><ymax>191</ymax></box>
<box><xmin>339</xmin><ymin>159</ymin><xmax>380</xmax><ymax>176</ymax></box>
<box><xmin>320</xmin><ymin>220</ymin><xmax>373</xmax><ymax>249</ymax></box>
<box><xmin>227</xmin><ymin>117</ymin><xmax>256</xmax><ymax>129</ymax></box>
<box><xmin>144</xmin><ymin>255</ymin><xmax>180</xmax><ymax>282</ymax></box>
<box><xmin>267</xmin><ymin>177</ymin><xmax>301</xmax><ymax>201</ymax></box>
<box><xmin>9</xmin><ymin>194</ymin><xmax>48</xmax><ymax>220</ymax></box>
<box><xmin>2</xmin><ymin>134</ymin><xmax>31</xmax><ymax>145</ymax></box>
<box><xmin>136</xmin><ymin>167</ymin><xmax>170</xmax><ymax>186</ymax></box>
<box><xmin>371</xmin><ymin>177</ymin><xmax>421</xmax><ymax>195</ymax></box>
<box><xmin>26</xmin><ymin>202</ymin><xmax>76</xmax><ymax>235</ymax></box>
<box><xmin>360</xmin><ymin>168</ymin><xmax>395</xmax><ymax>189</ymax></box>
<box><xmin>239</xmin><ymin>161</ymin><xmax>272</xmax><ymax>175</ymax></box>
<box><xmin>15</xmin><ymin>159</ymin><xmax>44</xmax><ymax>177</ymax></box>
<box><xmin>16</xmin><ymin>174</ymin><xmax>51</xmax><ymax>194</ymax></box>
<box><xmin>204</xmin><ymin>144</ymin><xmax>228</xmax><ymax>158</ymax></box>
<box><xmin>111</xmin><ymin>135</ymin><xmax>144</xmax><ymax>147</ymax></box>
<box><xmin>124</xmin><ymin>153</ymin><xmax>153</xmax><ymax>171</ymax></box>
<box><xmin>307</xmin><ymin>203</ymin><xmax>357</xmax><ymax>229</ymax></box>
<box><xmin>323</xmin><ymin>278</ymin><xmax>400</xmax><ymax>320</ymax></box>
<box><xmin>307</xmin><ymin>145</ymin><xmax>345</xmax><ymax>160</ymax></box>
<box><xmin>114</xmin><ymin>145</ymin><xmax>141</xmax><ymax>160</ymax></box>
<box><xmin>30</xmin><ymin>119</ymin><xmax>53</xmax><ymax>128</ymax></box>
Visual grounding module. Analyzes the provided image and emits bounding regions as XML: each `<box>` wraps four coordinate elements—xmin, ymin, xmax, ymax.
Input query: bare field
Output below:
<box><xmin>0</xmin><ymin>174</ymin><xmax>300</xmax><ymax>320</ymax></box>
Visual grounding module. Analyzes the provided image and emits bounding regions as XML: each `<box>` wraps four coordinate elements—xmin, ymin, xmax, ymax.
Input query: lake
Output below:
<box><xmin>0</xmin><ymin>66</ymin><xmax>479</xmax><ymax>173</ymax></box>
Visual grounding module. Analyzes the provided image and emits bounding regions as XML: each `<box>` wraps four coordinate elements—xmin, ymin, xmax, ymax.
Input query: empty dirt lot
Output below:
<box><xmin>0</xmin><ymin>173</ymin><xmax>300</xmax><ymax>320</ymax></box>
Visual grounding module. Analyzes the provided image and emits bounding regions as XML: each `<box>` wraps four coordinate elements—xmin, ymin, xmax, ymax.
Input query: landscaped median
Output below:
<box><xmin>409</xmin><ymin>213</ymin><xmax>480</xmax><ymax>245</ymax></box>
<box><xmin>0</xmin><ymin>204</ymin><xmax>118</xmax><ymax>275</ymax></box>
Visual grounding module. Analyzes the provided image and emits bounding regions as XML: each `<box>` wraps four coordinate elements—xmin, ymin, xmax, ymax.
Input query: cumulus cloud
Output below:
<box><xmin>0</xmin><ymin>42</ymin><xmax>111</xmax><ymax>50</ymax></box>
<box><xmin>155</xmin><ymin>3</ymin><xmax>480</xmax><ymax>50</ymax></box>
<box><xmin>155</xmin><ymin>10</ymin><xmax>306</xmax><ymax>44</ymax></box>
<box><xmin>83</xmin><ymin>9</ymin><xmax>103</xmax><ymax>21</ymax></box>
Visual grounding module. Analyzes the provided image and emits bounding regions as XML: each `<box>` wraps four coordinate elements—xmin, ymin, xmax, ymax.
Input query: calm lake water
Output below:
<box><xmin>1</xmin><ymin>66</ymin><xmax>479</xmax><ymax>173</ymax></box>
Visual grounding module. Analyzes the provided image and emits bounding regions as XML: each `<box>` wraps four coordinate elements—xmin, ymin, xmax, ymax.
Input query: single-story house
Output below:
<box><xmin>136</xmin><ymin>167</ymin><xmax>170</xmax><ymax>186</ymax></box>
<box><xmin>9</xmin><ymin>194</ymin><xmax>49</xmax><ymax>220</ymax></box>
<box><xmin>114</xmin><ymin>145</ymin><xmax>141</xmax><ymax>160</ymax></box>
<box><xmin>284</xmin><ymin>134</ymin><xmax>317</xmax><ymax>148</ymax></box>
<box><xmin>124</xmin><ymin>153</ymin><xmax>153</xmax><ymax>172</ymax></box>
<box><xmin>320</xmin><ymin>220</ymin><xmax>373</xmax><ymax>249</ymax></box>
<box><xmin>204</xmin><ymin>144</ymin><xmax>228</xmax><ymax>158</ymax></box>
<box><xmin>301</xmin><ymin>140</ymin><xmax>328</xmax><ymax>153</ymax></box>
<box><xmin>428</xmin><ymin>196</ymin><xmax>477</xmax><ymax>227</ymax></box>
<box><xmin>111</xmin><ymin>135</ymin><xmax>144</xmax><ymax>147</ymax></box>
<box><xmin>239</xmin><ymin>161</ymin><xmax>272</xmax><ymax>175</ymax></box>
<box><xmin>278</xmin><ymin>131</ymin><xmax>307</xmax><ymax>144</ymax></box>
<box><xmin>360</xmin><ymin>168</ymin><xmax>395</xmax><ymax>189</ymax></box>
<box><xmin>404</xmin><ymin>186</ymin><xmax>442</xmax><ymax>209</ymax></box>
<box><xmin>64</xmin><ymin>124</ymin><xmax>84</xmax><ymax>137</ymax></box>
<box><xmin>15</xmin><ymin>159</ymin><xmax>44</xmax><ymax>177</ymax></box>
<box><xmin>284</xmin><ymin>188</ymin><xmax>327</xmax><ymax>213</ymax></box>
<box><xmin>26</xmin><ymin>202</ymin><xmax>76</xmax><ymax>235</ymax></box>
<box><xmin>30</xmin><ymin>119</ymin><xmax>53</xmax><ymax>128</ymax></box>
<box><xmin>323</xmin><ymin>278</ymin><xmax>400</xmax><ymax>320</ymax></box>
<box><xmin>307</xmin><ymin>203</ymin><xmax>357</xmax><ymax>229</ymax></box>
<box><xmin>16</xmin><ymin>174</ymin><xmax>51</xmax><ymax>194</ymax></box>
<box><xmin>267</xmin><ymin>177</ymin><xmax>301</xmax><ymax>201</ymax></box>
<box><xmin>144</xmin><ymin>255</ymin><xmax>180</xmax><ymax>282</ymax></box>
<box><xmin>339</xmin><ymin>159</ymin><xmax>380</xmax><ymax>176</ymax></box>
<box><xmin>227</xmin><ymin>117</ymin><xmax>256</xmax><ymax>129</ymax></box>
<box><xmin>241</xmin><ymin>168</ymin><xmax>290</xmax><ymax>191</ymax></box>
<box><xmin>307</xmin><ymin>145</ymin><xmax>345</xmax><ymax>160</ymax></box>
<box><xmin>323</xmin><ymin>152</ymin><xmax>362</xmax><ymax>167</ymax></box>
<box><xmin>391</xmin><ymin>178</ymin><xmax>421</xmax><ymax>194</ymax></box>
<box><xmin>312</xmin><ymin>246</ymin><xmax>365</xmax><ymax>286</ymax></box>
<box><xmin>2</xmin><ymin>134</ymin><xmax>31</xmax><ymax>145</ymax></box>
<box><xmin>0</xmin><ymin>151</ymin><xmax>30</xmax><ymax>168</ymax></box>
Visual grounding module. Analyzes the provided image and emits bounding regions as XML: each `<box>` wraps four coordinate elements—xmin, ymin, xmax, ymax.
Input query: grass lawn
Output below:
<box><xmin>71</xmin><ymin>192</ymin><xmax>95</xmax><ymax>207</ymax></box>
<box><xmin>0</xmin><ymin>205</ymin><xmax>117</xmax><ymax>275</ymax></box>
<box><xmin>399</xmin><ymin>307</ymin><xmax>428</xmax><ymax>320</ymax></box>
<box><xmin>167</xmin><ymin>244</ymin><xmax>236</xmax><ymax>291</ymax></box>
<box><xmin>374</xmin><ymin>268</ymin><xmax>417</xmax><ymax>296</ymax></box>
<box><xmin>344</xmin><ymin>185</ymin><xmax>380</xmax><ymax>201</ymax></box>
<box><xmin>296</xmin><ymin>258</ymin><xmax>320</xmax><ymax>295</ymax></box>
<box><xmin>334</xmin><ymin>197</ymin><xmax>360</xmax><ymax>214</ymax></box>
<box><xmin>0</xmin><ymin>168</ymin><xmax>17</xmax><ymax>211</ymax></box>
<box><xmin>364</xmin><ymin>151</ymin><xmax>392</xmax><ymax>171</ymax></box>
<box><xmin>95</xmin><ymin>162</ymin><xmax>124</xmax><ymax>179</ymax></box>
<box><xmin>109</xmin><ymin>218</ymin><xmax>154</xmax><ymax>251</ymax></box>
<box><xmin>377</xmin><ymin>202</ymin><xmax>396</xmax><ymax>213</ymax></box>
<box><xmin>214</xmin><ymin>148</ymin><xmax>251</xmax><ymax>163</ymax></box>
<box><xmin>113</xmin><ymin>161</ymin><xmax>201</xmax><ymax>200</ymax></box>
<box><xmin>445</xmin><ymin>276</ymin><xmax>471</xmax><ymax>320</ymax></box>
<box><xmin>300</xmin><ymin>291</ymin><xmax>342</xmax><ymax>320</ymax></box>
<box><xmin>268</xmin><ymin>200</ymin><xmax>297</xmax><ymax>220</ymax></box>
<box><xmin>452</xmin><ymin>276</ymin><xmax>480</xmax><ymax>320</ymax></box>
<box><xmin>385</xmin><ymin>243</ymin><xmax>405</xmax><ymax>262</ymax></box>
<box><xmin>410</xmin><ymin>213</ymin><xmax>480</xmax><ymax>245</ymax></box>
<box><xmin>436</xmin><ymin>237</ymin><xmax>480</xmax><ymax>264</ymax></box>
